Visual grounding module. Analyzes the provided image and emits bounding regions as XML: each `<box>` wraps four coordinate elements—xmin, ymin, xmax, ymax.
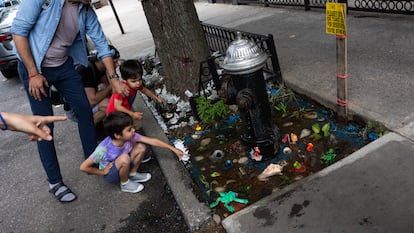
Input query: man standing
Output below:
<box><xmin>11</xmin><ymin>0</ymin><xmax>129</xmax><ymax>203</ymax></box>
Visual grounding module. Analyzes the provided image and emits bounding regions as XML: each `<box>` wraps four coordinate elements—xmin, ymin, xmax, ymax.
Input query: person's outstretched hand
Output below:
<box><xmin>1</xmin><ymin>112</ymin><xmax>67</xmax><ymax>141</ymax></box>
<box><xmin>112</xmin><ymin>79</ymin><xmax>129</xmax><ymax>97</ymax></box>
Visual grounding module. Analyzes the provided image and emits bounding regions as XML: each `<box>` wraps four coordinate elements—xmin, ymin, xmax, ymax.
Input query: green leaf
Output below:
<box><xmin>311</xmin><ymin>123</ymin><xmax>320</xmax><ymax>134</ymax></box>
<box><xmin>321</xmin><ymin>123</ymin><xmax>330</xmax><ymax>137</ymax></box>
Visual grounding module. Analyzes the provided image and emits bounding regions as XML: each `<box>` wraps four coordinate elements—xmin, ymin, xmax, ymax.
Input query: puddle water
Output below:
<box><xmin>152</xmin><ymin>81</ymin><xmax>383</xmax><ymax>219</ymax></box>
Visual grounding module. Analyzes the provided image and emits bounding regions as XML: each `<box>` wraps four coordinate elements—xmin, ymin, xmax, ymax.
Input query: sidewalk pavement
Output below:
<box><xmin>100</xmin><ymin>1</ymin><xmax>414</xmax><ymax>232</ymax></box>
<box><xmin>194</xmin><ymin>3</ymin><xmax>414</xmax><ymax>233</ymax></box>
<box><xmin>0</xmin><ymin>0</ymin><xmax>412</xmax><ymax>232</ymax></box>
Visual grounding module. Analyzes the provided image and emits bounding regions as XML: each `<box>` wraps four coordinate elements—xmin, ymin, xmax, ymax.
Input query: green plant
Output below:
<box><xmin>274</xmin><ymin>102</ymin><xmax>288</xmax><ymax>118</ymax></box>
<box><xmin>289</xmin><ymin>107</ymin><xmax>307</xmax><ymax>119</ymax></box>
<box><xmin>278</xmin><ymin>174</ymin><xmax>292</xmax><ymax>187</ymax></box>
<box><xmin>268</xmin><ymin>84</ymin><xmax>297</xmax><ymax>105</ymax></box>
<box><xmin>358</xmin><ymin>120</ymin><xmax>387</xmax><ymax>140</ymax></box>
<box><xmin>366</xmin><ymin>120</ymin><xmax>387</xmax><ymax>136</ymax></box>
<box><xmin>321</xmin><ymin>122</ymin><xmax>330</xmax><ymax>137</ymax></box>
<box><xmin>309</xmin><ymin>123</ymin><xmax>321</xmax><ymax>140</ymax></box>
<box><xmin>309</xmin><ymin>123</ymin><xmax>330</xmax><ymax>140</ymax></box>
<box><xmin>195</xmin><ymin>95</ymin><xmax>228</xmax><ymax>124</ymax></box>
<box><xmin>199</xmin><ymin>175</ymin><xmax>218</xmax><ymax>197</ymax></box>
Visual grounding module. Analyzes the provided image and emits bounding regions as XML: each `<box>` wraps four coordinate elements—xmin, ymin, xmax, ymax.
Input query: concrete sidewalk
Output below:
<box><xmin>223</xmin><ymin>133</ymin><xmax>414</xmax><ymax>232</ymax></box>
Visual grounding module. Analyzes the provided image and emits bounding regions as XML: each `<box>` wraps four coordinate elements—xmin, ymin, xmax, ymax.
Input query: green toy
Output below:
<box><xmin>321</xmin><ymin>148</ymin><xmax>336</xmax><ymax>165</ymax></box>
<box><xmin>209</xmin><ymin>191</ymin><xmax>249</xmax><ymax>213</ymax></box>
<box><xmin>210</xmin><ymin>172</ymin><xmax>221</xmax><ymax>177</ymax></box>
<box><xmin>293</xmin><ymin>161</ymin><xmax>306</xmax><ymax>172</ymax></box>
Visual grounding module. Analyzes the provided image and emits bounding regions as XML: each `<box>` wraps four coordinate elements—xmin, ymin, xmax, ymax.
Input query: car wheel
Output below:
<box><xmin>1</xmin><ymin>69</ymin><xmax>18</xmax><ymax>79</ymax></box>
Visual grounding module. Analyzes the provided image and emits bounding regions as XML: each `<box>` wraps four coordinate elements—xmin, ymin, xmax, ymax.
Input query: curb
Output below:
<box><xmin>134</xmin><ymin>94</ymin><xmax>212</xmax><ymax>232</ymax></box>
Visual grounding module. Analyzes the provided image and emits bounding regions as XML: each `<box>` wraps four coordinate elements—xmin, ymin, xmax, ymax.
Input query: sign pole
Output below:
<box><xmin>108</xmin><ymin>0</ymin><xmax>125</xmax><ymax>34</ymax></box>
<box><xmin>336</xmin><ymin>27</ymin><xmax>347</xmax><ymax>120</ymax></box>
<box><xmin>326</xmin><ymin>2</ymin><xmax>348</xmax><ymax>121</ymax></box>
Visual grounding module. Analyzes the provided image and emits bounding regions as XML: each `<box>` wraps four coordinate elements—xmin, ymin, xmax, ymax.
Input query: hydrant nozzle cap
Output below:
<box><xmin>222</xmin><ymin>31</ymin><xmax>268</xmax><ymax>75</ymax></box>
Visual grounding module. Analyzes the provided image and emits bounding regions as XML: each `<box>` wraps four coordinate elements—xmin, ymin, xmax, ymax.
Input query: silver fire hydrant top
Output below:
<box><xmin>222</xmin><ymin>31</ymin><xmax>268</xmax><ymax>75</ymax></box>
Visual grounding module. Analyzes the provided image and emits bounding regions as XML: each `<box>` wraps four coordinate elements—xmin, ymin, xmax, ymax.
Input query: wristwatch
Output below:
<box><xmin>108</xmin><ymin>73</ymin><xmax>119</xmax><ymax>80</ymax></box>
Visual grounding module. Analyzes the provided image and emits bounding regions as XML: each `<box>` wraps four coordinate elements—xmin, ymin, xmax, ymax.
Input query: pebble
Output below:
<box><xmin>194</xmin><ymin>156</ymin><xmax>204</xmax><ymax>161</ymax></box>
<box><xmin>214</xmin><ymin>186</ymin><xmax>226</xmax><ymax>192</ymax></box>
<box><xmin>213</xmin><ymin>214</ymin><xmax>221</xmax><ymax>224</ymax></box>
<box><xmin>282</xmin><ymin>122</ymin><xmax>293</xmax><ymax>127</ymax></box>
<box><xmin>283</xmin><ymin>147</ymin><xmax>292</xmax><ymax>154</ymax></box>
<box><xmin>272</xmin><ymin>187</ymin><xmax>280</xmax><ymax>193</ymax></box>
<box><xmin>210</xmin><ymin>150</ymin><xmax>225</xmax><ymax>162</ymax></box>
<box><xmin>238</xmin><ymin>157</ymin><xmax>249</xmax><ymax>165</ymax></box>
<box><xmin>299</xmin><ymin>128</ymin><xmax>311</xmax><ymax>139</ymax></box>
<box><xmin>200</xmin><ymin>138</ymin><xmax>211</xmax><ymax>147</ymax></box>
<box><xmin>303</xmin><ymin>111</ymin><xmax>318</xmax><ymax>119</ymax></box>
<box><xmin>238</xmin><ymin>167</ymin><xmax>247</xmax><ymax>176</ymax></box>
<box><xmin>294</xmin><ymin>175</ymin><xmax>304</xmax><ymax>181</ymax></box>
<box><xmin>228</xmin><ymin>105</ymin><xmax>238</xmax><ymax>113</ymax></box>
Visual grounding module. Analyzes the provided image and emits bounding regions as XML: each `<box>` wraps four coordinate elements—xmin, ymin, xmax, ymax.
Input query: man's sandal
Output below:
<box><xmin>49</xmin><ymin>182</ymin><xmax>77</xmax><ymax>203</ymax></box>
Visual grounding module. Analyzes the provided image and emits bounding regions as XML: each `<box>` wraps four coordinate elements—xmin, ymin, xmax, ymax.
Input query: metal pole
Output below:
<box><xmin>108</xmin><ymin>0</ymin><xmax>125</xmax><ymax>34</ymax></box>
<box><xmin>336</xmin><ymin>3</ymin><xmax>348</xmax><ymax>120</ymax></box>
<box><xmin>267</xmin><ymin>34</ymin><xmax>283</xmax><ymax>85</ymax></box>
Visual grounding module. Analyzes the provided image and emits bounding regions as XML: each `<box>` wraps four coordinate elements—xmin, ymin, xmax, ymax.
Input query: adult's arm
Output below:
<box><xmin>0</xmin><ymin>112</ymin><xmax>67</xmax><ymax>141</ymax></box>
<box><xmin>12</xmin><ymin>35</ymin><xmax>49</xmax><ymax>100</ymax></box>
<box><xmin>101</xmin><ymin>56</ymin><xmax>129</xmax><ymax>97</ymax></box>
<box><xmin>83</xmin><ymin>6</ymin><xmax>129</xmax><ymax>97</ymax></box>
<box><xmin>85</xmin><ymin>85</ymin><xmax>111</xmax><ymax>107</ymax></box>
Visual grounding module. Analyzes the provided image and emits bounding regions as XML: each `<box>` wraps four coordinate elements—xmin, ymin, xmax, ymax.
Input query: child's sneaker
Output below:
<box><xmin>129</xmin><ymin>172</ymin><xmax>151</xmax><ymax>183</ymax></box>
<box><xmin>120</xmin><ymin>180</ymin><xmax>144</xmax><ymax>193</ymax></box>
<box><xmin>142</xmin><ymin>153</ymin><xmax>152</xmax><ymax>163</ymax></box>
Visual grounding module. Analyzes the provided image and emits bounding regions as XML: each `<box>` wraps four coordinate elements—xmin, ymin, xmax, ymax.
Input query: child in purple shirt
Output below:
<box><xmin>80</xmin><ymin>111</ymin><xmax>186</xmax><ymax>193</ymax></box>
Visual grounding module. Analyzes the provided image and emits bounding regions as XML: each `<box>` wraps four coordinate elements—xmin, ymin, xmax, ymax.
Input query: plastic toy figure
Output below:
<box><xmin>293</xmin><ymin>161</ymin><xmax>306</xmax><ymax>172</ymax></box>
<box><xmin>209</xmin><ymin>191</ymin><xmax>249</xmax><ymax>213</ymax></box>
<box><xmin>321</xmin><ymin>148</ymin><xmax>336</xmax><ymax>165</ymax></box>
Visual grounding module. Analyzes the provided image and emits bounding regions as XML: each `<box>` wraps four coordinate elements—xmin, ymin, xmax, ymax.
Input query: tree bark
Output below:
<box><xmin>141</xmin><ymin>0</ymin><xmax>210</xmax><ymax>98</ymax></box>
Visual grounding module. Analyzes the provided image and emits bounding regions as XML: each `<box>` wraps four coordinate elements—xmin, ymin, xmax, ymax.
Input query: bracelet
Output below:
<box><xmin>28</xmin><ymin>73</ymin><xmax>39</xmax><ymax>81</ymax></box>
<box><xmin>0</xmin><ymin>113</ymin><xmax>8</xmax><ymax>131</ymax></box>
<box><xmin>108</xmin><ymin>73</ymin><xmax>119</xmax><ymax>80</ymax></box>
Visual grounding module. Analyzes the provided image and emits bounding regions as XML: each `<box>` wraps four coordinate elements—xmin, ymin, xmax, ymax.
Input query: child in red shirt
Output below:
<box><xmin>106</xmin><ymin>59</ymin><xmax>164</xmax><ymax>129</ymax></box>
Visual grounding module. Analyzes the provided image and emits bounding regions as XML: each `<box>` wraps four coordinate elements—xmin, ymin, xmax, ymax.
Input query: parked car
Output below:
<box><xmin>0</xmin><ymin>4</ymin><xmax>19</xmax><ymax>79</ymax></box>
<box><xmin>1</xmin><ymin>0</ymin><xmax>21</xmax><ymax>8</ymax></box>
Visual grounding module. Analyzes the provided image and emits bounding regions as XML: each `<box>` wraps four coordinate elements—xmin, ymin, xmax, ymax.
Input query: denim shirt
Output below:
<box><xmin>10</xmin><ymin>0</ymin><xmax>112</xmax><ymax>72</ymax></box>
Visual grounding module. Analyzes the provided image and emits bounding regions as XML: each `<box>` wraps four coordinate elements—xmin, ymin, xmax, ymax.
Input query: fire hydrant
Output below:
<box><xmin>221</xmin><ymin>32</ymin><xmax>279</xmax><ymax>161</ymax></box>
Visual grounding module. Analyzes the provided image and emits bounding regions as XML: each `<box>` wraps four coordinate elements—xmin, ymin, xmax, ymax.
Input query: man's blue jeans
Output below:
<box><xmin>18</xmin><ymin>57</ymin><xmax>97</xmax><ymax>184</ymax></box>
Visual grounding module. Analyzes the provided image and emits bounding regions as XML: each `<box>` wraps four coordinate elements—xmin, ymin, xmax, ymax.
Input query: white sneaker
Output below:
<box><xmin>120</xmin><ymin>180</ymin><xmax>144</xmax><ymax>193</ymax></box>
<box><xmin>129</xmin><ymin>172</ymin><xmax>152</xmax><ymax>183</ymax></box>
<box><xmin>141</xmin><ymin>154</ymin><xmax>152</xmax><ymax>163</ymax></box>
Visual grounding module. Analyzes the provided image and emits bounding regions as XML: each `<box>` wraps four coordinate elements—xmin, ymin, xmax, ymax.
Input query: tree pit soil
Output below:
<box><xmin>166</xmin><ymin>91</ymin><xmax>374</xmax><ymax>222</ymax></box>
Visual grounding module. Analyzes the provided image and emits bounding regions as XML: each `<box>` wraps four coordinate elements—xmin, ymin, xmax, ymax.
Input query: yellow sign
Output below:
<box><xmin>326</xmin><ymin>2</ymin><xmax>347</xmax><ymax>36</ymax></box>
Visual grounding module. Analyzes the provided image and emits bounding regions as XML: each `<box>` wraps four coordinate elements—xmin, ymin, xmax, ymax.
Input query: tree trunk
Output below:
<box><xmin>141</xmin><ymin>0</ymin><xmax>210</xmax><ymax>98</ymax></box>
